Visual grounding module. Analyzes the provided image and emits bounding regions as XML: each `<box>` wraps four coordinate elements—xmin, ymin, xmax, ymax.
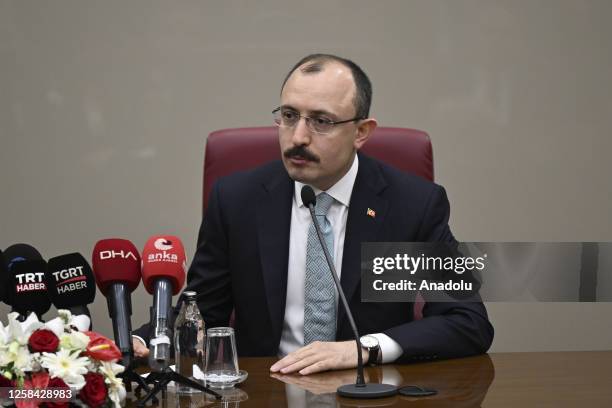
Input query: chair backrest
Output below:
<box><xmin>203</xmin><ymin>126</ymin><xmax>433</xmax><ymax>214</ymax></box>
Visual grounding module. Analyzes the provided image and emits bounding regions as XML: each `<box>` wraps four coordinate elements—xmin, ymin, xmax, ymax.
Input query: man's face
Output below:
<box><xmin>279</xmin><ymin>62</ymin><xmax>371</xmax><ymax>191</ymax></box>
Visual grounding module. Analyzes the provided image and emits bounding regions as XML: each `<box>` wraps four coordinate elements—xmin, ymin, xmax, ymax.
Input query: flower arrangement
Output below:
<box><xmin>0</xmin><ymin>311</ymin><xmax>126</xmax><ymax>408</ymax></box>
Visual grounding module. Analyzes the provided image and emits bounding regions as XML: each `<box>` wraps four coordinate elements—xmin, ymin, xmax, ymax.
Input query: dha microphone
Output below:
<box><xmin>4</xmin><ymin>244</ymin><xmax>50</xmax><ymax>320</ymax></box>
<box><xmin>92</xmin><ymin>239</ymin><xmax>141</xmax><ymax>367</ymax></box>
<box><xmin>301</xmin><ymin>186</ymin><xmax>397</xmax><ymax>399</ymax></box>
<box><xmin>141</xmin><ymin>235</ymin><xmax>187</xmax><ymax>371</ymax></box>
<box><xmin>46</xmin><ymin>253</ymin><xmax>96</xmax><ymax>324</ymax></box>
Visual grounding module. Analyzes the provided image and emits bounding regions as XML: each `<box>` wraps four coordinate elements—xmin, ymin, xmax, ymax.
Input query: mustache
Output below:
<box><xmin>283</xmin><ymin>145</ymin><xmax>320</xmax><ymax>163</ymax></box>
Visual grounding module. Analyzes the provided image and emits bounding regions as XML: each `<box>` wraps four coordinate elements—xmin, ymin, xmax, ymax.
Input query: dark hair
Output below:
<box><xmin>280</xmin><ymin>53</ymin><xmax>372</xmax><ymax>119</ymax></box>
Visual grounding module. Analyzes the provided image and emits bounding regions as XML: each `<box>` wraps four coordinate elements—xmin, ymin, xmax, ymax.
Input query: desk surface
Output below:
<box><xmin>126</xmin><ymin>351</ymin><xmax>612</xmax><ymax>407</ymax></box>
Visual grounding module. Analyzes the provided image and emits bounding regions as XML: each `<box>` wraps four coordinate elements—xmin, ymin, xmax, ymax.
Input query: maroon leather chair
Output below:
<box><xmin>203</xmin><ymin>126</ymin><xmax>433</xmax><ymax>214</ymax></box>
<box><xmin>202</xmin><ymin>126</ymin><xmax>433</xmax><ymax>320</ymax></box>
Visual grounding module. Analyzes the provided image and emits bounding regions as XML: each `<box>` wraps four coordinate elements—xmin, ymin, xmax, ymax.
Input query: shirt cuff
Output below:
<box><xmin>132</xmin><ymin>335</ymin><xmax>147</xmax><ymax>348</ymax></box>
<box><xmin>369</xmin><ymin>333</ymin><xmax>402</xmax><ymax>364</ymax></box>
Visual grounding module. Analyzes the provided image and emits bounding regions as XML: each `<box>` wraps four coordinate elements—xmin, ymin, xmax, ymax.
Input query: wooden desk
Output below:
<box><xmin>125</xmin><ymin>351</ymin><xmax>612</xmax><ymax>407</ymax></box>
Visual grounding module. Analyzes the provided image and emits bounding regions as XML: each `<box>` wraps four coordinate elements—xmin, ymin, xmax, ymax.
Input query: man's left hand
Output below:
<box><xmin>270</xmin><ymin>340</ymin><xmax>368</xmax><ymax>375</ymax></box>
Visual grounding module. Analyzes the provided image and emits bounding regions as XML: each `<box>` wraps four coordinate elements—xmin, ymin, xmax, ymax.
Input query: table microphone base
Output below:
<box><xmin>137</xmin><ymin>369</ymin><xmax>222</xmax><ymax>407</ymax></box>
<box><xmin>337</xmin><ymin>383</ymin><xmax>398</xmax><ymax>398</ymax></box>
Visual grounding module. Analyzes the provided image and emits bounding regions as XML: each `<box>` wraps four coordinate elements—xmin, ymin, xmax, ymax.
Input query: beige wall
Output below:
<box><xmin>1</xmin><ymin>0</ymin><xmax>611</xmax><ymax>352</ymax></box>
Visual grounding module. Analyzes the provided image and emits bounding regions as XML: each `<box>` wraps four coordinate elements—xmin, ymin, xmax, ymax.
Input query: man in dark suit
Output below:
<box><xmin>134</xmin><ymin>54</ymin><xmax>493</xmax><ymax>374</ymax></box>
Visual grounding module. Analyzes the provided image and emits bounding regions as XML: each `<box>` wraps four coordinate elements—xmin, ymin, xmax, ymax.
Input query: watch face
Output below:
<box><xmin>361</xmin><ymin>335</ymin><xmax>378</xmax><ymax>348</ymax></box>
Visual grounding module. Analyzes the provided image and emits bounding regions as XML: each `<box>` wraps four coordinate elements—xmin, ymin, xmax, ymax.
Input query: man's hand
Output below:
<box><xmin>270</xmin><ymin>341</ymin><xmax>368</xmax><ymax>375</ymax></box>
<box><xmin>132</xmin><ymin>337</ymin><xmax>150</xmax><ymax>359</ymax></box>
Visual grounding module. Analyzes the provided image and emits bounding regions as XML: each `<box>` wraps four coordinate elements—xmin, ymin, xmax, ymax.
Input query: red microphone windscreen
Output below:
<box><xmin>92</xmin><ymin>239</ymin><xmax>141</xmax><ymax>295</ymax></box>
<box><xmin>141</xmin><ymin>235</ymin><xmax>186</xmax><ymax>295</ymax></box>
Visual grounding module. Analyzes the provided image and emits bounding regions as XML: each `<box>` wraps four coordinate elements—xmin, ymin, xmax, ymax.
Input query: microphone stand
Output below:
<box><xmin>136</xmin><ymin>282</ymin><xmax>222</xmax><ymax>406</ymax></box>
<box><xmin>116</xmin><ymin>351</ymin><xmax>155</xmax><ymax>400</ymax></box>
<box><xmin>106</xmin><ymin>287</ymin><xmax>153</xmax><ymax>397</ymax></box>
<box><xmin>137</xmin><ymin>369</ymin><xmax>222</xmax><ymax>407</ymax></box>
<box><xmin>305</xmin><ymin>191</ymin><xmax>397</xmax><ymax>398</ymax></box>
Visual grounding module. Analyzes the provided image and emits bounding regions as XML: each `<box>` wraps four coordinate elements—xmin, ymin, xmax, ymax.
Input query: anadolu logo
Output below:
<box><xmin>154</xmin><ymin>238</ymin><xmax>173</xmax><ymax>251</ymax></box>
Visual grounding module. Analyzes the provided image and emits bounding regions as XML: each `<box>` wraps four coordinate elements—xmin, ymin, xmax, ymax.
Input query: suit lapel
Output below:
<box><xmin>256</xmin><ymin>164</ymin><xmax>293</xmax><ymax>345</ymax></box>
<box><xmin>338</xmin><ymin>154</ymin><xmax>388</xmax><ymax>326</ymax></box>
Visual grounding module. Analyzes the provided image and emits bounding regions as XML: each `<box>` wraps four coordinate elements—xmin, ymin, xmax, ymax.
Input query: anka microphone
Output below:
<box><xmin>301</xmin><ymin>185</ymin><xmax>397</xmax><ymax>399</ymax></box>
<box><xmin>46</xmin><ymin>253</ymin><xmax>96</xmax><ymax>325</ymax></box>
<box><xmin>4</xmin><ymin>244</ymin><xmax>50</xmax><ymax>319</ymax></box>
<box><xmin>141</xmin><ymin>235</ymin><xmax>187</xmax><ymax>371</ymax></box>
<box><xmin>92</xmin><ymin>238</ymin><xmax>141</xmax><ymax>367</ymax></box>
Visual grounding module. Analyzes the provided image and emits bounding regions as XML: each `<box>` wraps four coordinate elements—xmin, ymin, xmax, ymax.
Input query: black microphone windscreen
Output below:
<box><xmin>0</xmin><ymin>250</ymin><xmax>8</xmax><ymax>303</ymax></box>
<box><xmin>4</xmin><ymin>243</ymin><xmax>43</xmax><ymax>266</ymax></box>
<box><xmin>46</xmin><ymin>253</ymin><xmax>96</xmax><ymax>310</ymax></box>
<box><xmin>10</xmin><ymin>259</ymin><xmax>52</xmax><ymax>316</ymax></box>
<box><xmin>4</xmin><ymin>243</ymin><xmax>44</xmax><ymax>308</ymax></box>
<box><xmin>301</xmin><ymin>185</ymin><xmax>316</xmax><ymax>208</ymax></box>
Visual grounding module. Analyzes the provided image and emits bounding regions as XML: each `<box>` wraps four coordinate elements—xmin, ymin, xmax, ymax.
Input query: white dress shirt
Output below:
<box><xmin>278</xmin><ymin>155</ymin><xmax>403</xmax><ymax>363</ymax></box>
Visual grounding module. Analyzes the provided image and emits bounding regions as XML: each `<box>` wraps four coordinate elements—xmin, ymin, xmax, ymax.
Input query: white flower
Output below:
<box><xmin>43</xmin><ymin>317</ymin><xmax>65</xmax><ymax>338</ymax></box>
<box><xmin>56</xmin><ymin>309</ymin><xmax>90</xmax><ymax>332</ymax></box>
<box><xmin>99</xmin><ymin>361</ymin><xmax>126</xmax><ymax>408</ymax></box>
<box><xmin>1</xmin><ymin>342</ymin><xmax>34</xmax><ymax>376</ymax></box>
<box><xmin>57</xmin><ymin>309</ymin><xmax>72</xmax><ymax>325</ymax></box>
<box><xmin>6</xmin><ymin>313</ymin><xmax>43</xmax><ymax>345</ymax></box>
<box><xmin>41</xmin><ymin>349</ymin><xmax>89</xmax><ymax>390</ymax></box>
<box><xmin>59</xmin><ymin>331</ymin><xmax>90</xmax><ymax>352</ymax></box>
<box><xmin>70</xmin><ymin>315</ymin><xmax>91</xmax><ymax>332</ymax></box>
<box><xmin>0</xmin><ymin>322</ymin><xmax>11</xmax><ymax>346</ymax></box>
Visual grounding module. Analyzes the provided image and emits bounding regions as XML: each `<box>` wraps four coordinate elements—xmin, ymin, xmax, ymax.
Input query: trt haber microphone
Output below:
<box><xmin>92</xmin><ymin>238</ymin><xmax>141</xmax><ymax>367</ymax></box>
<box><xmin>46</xmin><ymin>253</ymin><xmax>96</xmax><ymax>323</ymax></box>
<box><xmin>4</xmin><ymin>244</ymin><xmax>49</xmax><ymax>319</ymax></box>
<box><xmin>4</xmin><ymin>243</ymin><xmax>44</xmax><ymax>266</ymax></box>
<box><xmin>141</xmin><ymin>235</ymin><xmax>187</xmax><ymax>371</ymax></box>
<box><xmin>9</xmin><ymin>259</ymin><xmax>52</xmax><ymax>319</ymax></box>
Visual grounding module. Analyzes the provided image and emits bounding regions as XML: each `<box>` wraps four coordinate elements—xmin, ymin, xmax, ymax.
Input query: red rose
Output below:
<box><xmin>43</xmin><ymin>377</ymin><xmax>70</xmax><ymax>408</ymax></box>
<box><xmin>78</xmin><ymin>372</ymin><xmax>108</xmax><ymax>408</ymax></box>
<box><xmin>84</xmin><ymin>331</ymin><xmax>121</xmax><ymax>361</ymax></box>
<box><xmin>28</xmin><ymin>329</ymin><xmax>60</xmax><ymax>353</ymax></box>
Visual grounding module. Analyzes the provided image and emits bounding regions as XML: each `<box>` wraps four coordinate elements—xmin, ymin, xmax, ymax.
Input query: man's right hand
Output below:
<box><xmin>132</xmin><ymin>337</ymin><xmax>150</xmax><ymax>358</ymax></box>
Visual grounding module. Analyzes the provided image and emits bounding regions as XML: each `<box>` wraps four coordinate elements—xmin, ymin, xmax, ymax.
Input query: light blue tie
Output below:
<box><xmin>303</xmin><ymin>192</ymin><xmax>337</xmax><ymax>345</ymax></box>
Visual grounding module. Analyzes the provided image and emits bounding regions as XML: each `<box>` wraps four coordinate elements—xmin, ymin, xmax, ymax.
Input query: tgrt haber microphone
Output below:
<box><xmin>46</xmin><ymin>253</ymin><xmax>96</xmax><ymax>325</ymax></box>
<box><xmin>92</xmin><ymin>239</ymin><xmax>141</xmax><ymax>367</ymax></box>
<box><xmin>301</xmin><ymin>186</ymin><xmax>397</xmax><ymax>399</ymax></box>
<box><xmin>141</xmin><ymin>235</ymin><xmax>187</xmax><ymax>372</ymax></box>
<box><xmin>4</xmin><ymin>244</ymin><xmax>50</xmax><ymax>319</ymax></box>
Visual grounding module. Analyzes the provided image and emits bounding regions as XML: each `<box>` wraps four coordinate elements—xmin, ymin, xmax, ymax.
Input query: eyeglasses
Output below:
<box><xmin>272</xmin><ymin>107</ymin><xmax>364</xmax><ymax>135</ymax></box>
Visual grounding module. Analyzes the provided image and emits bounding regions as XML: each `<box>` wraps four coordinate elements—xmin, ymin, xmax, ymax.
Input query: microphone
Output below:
<box><xmin>4</xmin><ymin>244</ymin><xmax>50</xmax><ymax>320</ymax></box>
<box><xmin>92</xmin><ymin>238</ymin><xmax>141</xmax><ymax>367</ymax></box>
<box><xmin>9</xmin><ymin>260</ymin><xmax>52</xmax><ymax>320</ymax></box>
<box><xmin>46</xmin><ymin>253</ymin><xmax>96</xmax><ymax>326</ymax></box>
<box><xmin>301</xmin><ymin>186</ymin><xmax>397</xmax><ymax>399</ymax></box>
<box><xmin>141</xmin><ymin>235</ymin><xmax>187</xmax><ymax>371</ymax></box>
<box><xmin>0</xmin><ymin>249</ymin><xmax>8</xmax><ymax>305</ymax></box>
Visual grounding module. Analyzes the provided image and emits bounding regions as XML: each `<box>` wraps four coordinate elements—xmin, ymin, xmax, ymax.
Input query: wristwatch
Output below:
<box><xmin>360</xmin><ymin>335</ymin><xmax>380</xmax><ymax>366</ymax></box>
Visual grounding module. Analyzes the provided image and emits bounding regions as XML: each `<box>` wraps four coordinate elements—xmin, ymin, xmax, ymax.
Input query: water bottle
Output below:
<box><xmin>173</xmin><ymin>291</ymin><xmax>205</xmax><ymax>393</ymax></box>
